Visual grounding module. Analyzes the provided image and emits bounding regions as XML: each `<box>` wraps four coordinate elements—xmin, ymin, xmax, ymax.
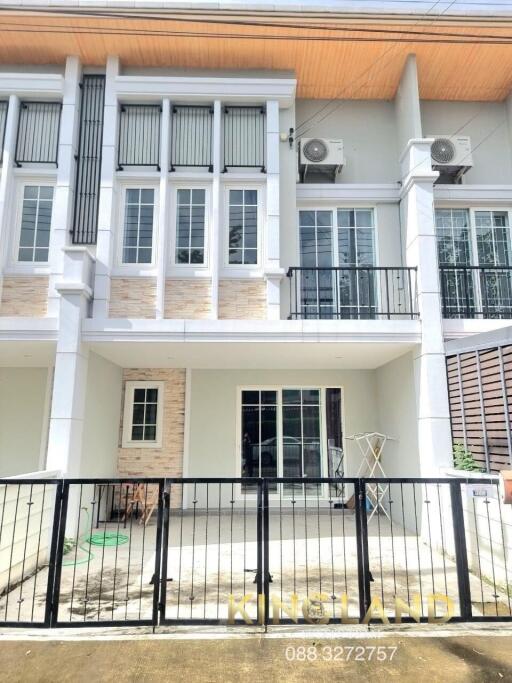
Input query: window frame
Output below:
<box><xmin>122</xmin><ymin>380</ymin><xmax>164</xmax><ymax>449</ymax></box>
<box><xmin>235</xmin><ymin>384</ymin><xmax>345</xmax><ymax>500</ymax></box>
<box><xmin>169</xmin><ymin>182</ymin><xmax>211</xmax><ymax>271</ymax></box>
<box><xmin>115</xmin><ymin>181</ymin><xmax>159</xmax><ymax>274</ymax></box>
<box><xmin>9</xmin><ymin>177</ymin><xmax>56</xmax><ymax>273</ymax></box>
<box><xmin>223</xmin><ymin>183</ymin><xmax>264</xmax><ymax>271</ymax></box>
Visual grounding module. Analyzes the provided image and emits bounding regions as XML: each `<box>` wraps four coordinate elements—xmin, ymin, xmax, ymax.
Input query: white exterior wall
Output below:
<box><xmin>80</xmin><ymin>352</ymin><xmax>122</xmax><ymax>477</ymax></box>
<box><xmin>421</xmin><ymin>100</ymin><xmax>512</xmax><ymax>184</ymax></box>
<box><xmin>187</xmin><ymin>368</ymin><xmax>378</xmax><ymax>482</ymax></box>
<box><xmin>295</xmin><ymin>100</ymin><xmax>400</xmax><ymax>183</ymax></box>
<box><xmin>0</xmin><ymin>368</ymin><xmax>50</xmax><ymax>476</ymax></box>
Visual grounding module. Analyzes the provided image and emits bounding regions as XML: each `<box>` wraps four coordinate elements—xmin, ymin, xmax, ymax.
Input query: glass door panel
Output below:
<box><xmin>282</xmin><ymin>389</ymin><xmax>322</xmax><ymax>495</ymax></box>
<box><xmin>337</xmin><ymin>209</ymin><xmax>376</xmax><ymax>319</ymax></box>
<box><xmin>475</xmin><ymin>211</ymin><xmax>512</xmax><ymax>317</ymax></box>
<box><xmin>299</xmin><ymin>210</ymin><xmax>334</xmax><ymax>318</ymax></box>
<box><xmin>241</xmin><ymin>390</ymin><xmax>278</xmax><ymax>492</ymax></box>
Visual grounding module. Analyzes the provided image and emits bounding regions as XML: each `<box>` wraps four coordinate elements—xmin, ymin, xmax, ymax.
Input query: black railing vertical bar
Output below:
<box><xmin>15</xmin><ymin>101</ymin><xmax>62</xmax><ymax>166</ymax></box>
<box><xmin>151</xmin><ymin>481</ymin><xmax>165</xmax><ymax>628</ymax></box>
<box><xmin>0</xmin><ymin>100</ymin><xmax>8</xmax><ymax>163</ymax></box>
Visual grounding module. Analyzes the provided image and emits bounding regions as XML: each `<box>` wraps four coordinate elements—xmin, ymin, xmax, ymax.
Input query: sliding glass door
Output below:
<box><xmin>298</xmin><ymin>208</ymin><xmax>376</xmax><ymax>319</ymax></box>
<box><xmin>240</xmin><ymin>387</ymin><xmax>343</xmax><ymax>497</ymax></box>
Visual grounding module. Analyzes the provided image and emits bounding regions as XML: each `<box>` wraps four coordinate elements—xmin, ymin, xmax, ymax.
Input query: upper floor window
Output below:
<box><xmin>122</xmin><ymin>188</ymin><xmax>155</xmax><ymax>264</ymax></box>
<box><xmin>18</xmin><ymin>185</ymin><xmax>54</xmax><ymax>262</ymax></box>
<box><xmin>175</xmin><ymin>189</ymin><xmax>206</xmax><ymax>264</ymax></box>
<box><xmin>228</xmin><ymin>189</ymin><xmax>258</xmax><ymax>265</ymax></box>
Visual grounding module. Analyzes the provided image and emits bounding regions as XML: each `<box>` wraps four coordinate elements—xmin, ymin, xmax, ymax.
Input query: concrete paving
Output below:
<box><xmin>1</xmin><ymin>627</ymin><xmax>512</xmax><ymax>682</ymax></box>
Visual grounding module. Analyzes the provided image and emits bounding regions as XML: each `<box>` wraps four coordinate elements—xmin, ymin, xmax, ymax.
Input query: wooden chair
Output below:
<box><xmin>122</xmin><ymin>483</ymin><xmax>159</xmax><ymax>526</ymax></box>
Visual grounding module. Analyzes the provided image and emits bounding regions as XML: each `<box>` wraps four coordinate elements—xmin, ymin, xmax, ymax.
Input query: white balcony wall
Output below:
<box><xmin>295</xmin><ymin>100</ymin><xmax>400</xmax><ymax>183</ymax></box>
<box><xmin>421</xmin><ymin>101</ymin><xmax>512</xmax><ymax>185</ymax></box>
<box><xmin>0</xmin><ymin>367</ymin><xmax>50</xmax><ymax>476</ymax></box>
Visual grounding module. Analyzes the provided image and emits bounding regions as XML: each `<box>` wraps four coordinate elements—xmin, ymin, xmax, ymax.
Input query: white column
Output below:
<box><xmin>400</xmin><ymin>139</ymin><xmax>453</xmax><ymax>474</ymax></box>
<box><xmin>93</xmin><ymin>56</ymin><xmax>119</xmax><ymax>319</ymax></box>
<box><xmin>47</xmin><ymin>56</ymin><xmax>82</xmax><ymax>318</ymax></box>
<box><xmin>46</xmin><ymin>248</ymin><xmax>95</xmax><ymax>475</ymax></box>
<box><xmin>265</xmin><ymin>100</ymin><xmax>284</xmax><ymax>320</ymax></box>
<box><xmin>210</xmin><ymin>99</ymin><xmax>222</xmax><ymax>319</ymax></box>
<box><xmin>0</xmin><ymin>94</ymin><xmax>19</xmax><ymax>295</ymax></box>
<box><xmin>156</xmin><ymin>98</ymin><xmax>170</xmax><ymax>319</ymax></box>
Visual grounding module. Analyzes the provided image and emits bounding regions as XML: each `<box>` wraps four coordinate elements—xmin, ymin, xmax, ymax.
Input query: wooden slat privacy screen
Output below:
<box><xmin>446</xmin><ymin>345</ymin><xmax>512</xmax><ymax>473</ymax></box>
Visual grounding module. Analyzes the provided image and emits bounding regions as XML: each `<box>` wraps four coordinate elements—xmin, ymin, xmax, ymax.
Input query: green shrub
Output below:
<box><xmin>453</xmin><ymin>442</ymin><xmax>482</xmax><ymax>472</ymax></box>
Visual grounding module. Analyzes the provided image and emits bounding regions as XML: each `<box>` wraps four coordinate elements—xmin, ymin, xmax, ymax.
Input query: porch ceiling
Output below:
<box><xmin>87</xmin><ymin>339</ymin><xmax>416</xmax><ymax>370</ymax></box>
<box><xmin>1</xmin><ymin>9</ymin><xmax>512</xmax><ymax>100</ymax></box>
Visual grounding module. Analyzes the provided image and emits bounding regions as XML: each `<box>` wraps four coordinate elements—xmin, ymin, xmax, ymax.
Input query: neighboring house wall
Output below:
<box><xmin>0</xmin><ymin>277</ymin><xmax>49</xmax><ymax>317</ymax></box>
<box><xmin>421</xmin><ymin>100</ymin><xmax>512</xmax><ymax>184</ymax></box>
<box><xmin>0</xmin><ymin>367</ymin><xmax>49</xmax><ymax>476</ymax></box>
<box><xmin>118</xmin><ymin>368</ymin><xmax>186</xmax><ymax>477</ymax></box>
<box><xmin>81</xmin><ymin>352</ymin><xmax>123</xmax><ymax>477</ymax></box>
<box><xmin>295</xmin><ymin>100</ymin><xmax>400</xmax><ymax>183</ymax></box>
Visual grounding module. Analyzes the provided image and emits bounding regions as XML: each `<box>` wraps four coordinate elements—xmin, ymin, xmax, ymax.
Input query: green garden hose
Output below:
<box><xmin>62</xmin><ymin>508</ymin><xmax>129</xmax><ymax>566</ymax></box>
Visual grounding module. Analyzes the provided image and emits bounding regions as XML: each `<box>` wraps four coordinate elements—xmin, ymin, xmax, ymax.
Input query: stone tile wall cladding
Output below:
<box><xmin>118</xmin><ymin>369</ymin><xmax>186</xmax><ymax>479</ymax></box>
<box><xmin>164</xmin><ymin>278</ymin><xmax>212</xmax><ymax>319</ymax></box>
<box><xmin>0</xmin><ymin>276</ymin><xmax>49</xmax><ymax>316</ymax></box>
<box><xmin>109</xmin><ymin>277</ymin><xmax>157</xmax><ymax>318</ymax></box>
<box><xmin>218</xmin><ymin>279</ymin><xmax>267</xmax><ymax>320</ymax></box>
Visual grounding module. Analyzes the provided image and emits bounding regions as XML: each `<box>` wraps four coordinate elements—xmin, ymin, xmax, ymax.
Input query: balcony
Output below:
<box><xmin>286</xmin><ymin>267</ymin><xmax>418</xmax><ymax>320</ymax></box>
<box><xmin>440</xmin><ymin>266</ymin><xmax>512</xmax><ymax>319</ymax></box>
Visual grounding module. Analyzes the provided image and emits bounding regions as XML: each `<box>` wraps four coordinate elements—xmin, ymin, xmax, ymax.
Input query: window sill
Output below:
<box><xmin>121</xmin><ymin>441</ymin><xmax>163</xmax><ymax>450</ymax></box>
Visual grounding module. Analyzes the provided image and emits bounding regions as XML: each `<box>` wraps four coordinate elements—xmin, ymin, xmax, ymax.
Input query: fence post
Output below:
<box><xmin>158</xmin><ymin>483</ymin><xmax>171</xmax><ymax>624</ymax></box>
<box><xmin>256</xmin><ymin>479</ymin><xmax>264</xmax><ymax>624</ymax></box>
<box><xmin>152</xmin><ymin>480</ymin><xmax>165</xmax><ymax>629</ymax></box>
<box><xmin>45</xmin><ymin>480</ymin><xmax>69</xmax><ymax>627</ymax></box>
<box><xmin>450</xmin><ymin>481</ymin><xmax>472</xmax><ymax>620</ymax></box>
<box><xmin>354</xmin><ymin>479</ymin><xmax>371</xmax><ymax>620</ymax></box>
<box><xmin>262</xmin><ymin>479</ymin><xmax>270</xmax><ymax>627</ymax></box>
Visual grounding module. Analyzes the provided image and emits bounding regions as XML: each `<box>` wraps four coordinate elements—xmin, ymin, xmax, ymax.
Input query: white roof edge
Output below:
<box><xmin>0</xmin><ymin>1</ymin><xmax>511</xmax><ymax>19</ymax></box>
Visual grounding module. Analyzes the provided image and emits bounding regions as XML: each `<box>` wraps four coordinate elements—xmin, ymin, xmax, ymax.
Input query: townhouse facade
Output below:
<box><xmin>1</xmin><ymin>3</ymin><xmax>512</xmax><ymax>502</ymax></box>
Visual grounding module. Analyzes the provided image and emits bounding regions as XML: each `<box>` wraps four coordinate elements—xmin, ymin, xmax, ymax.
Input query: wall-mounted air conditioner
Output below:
<box><xmin>429</xmin><ymin>135</ymin><xmax>473</xmax><ymax>181</ymax></box>
<box><xmin>299</xmin><ymin>138</ymin><xmax>344</xmax><ymax>182</ymax></box>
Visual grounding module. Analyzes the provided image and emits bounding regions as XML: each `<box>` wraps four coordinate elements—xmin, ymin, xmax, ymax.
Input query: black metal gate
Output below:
<box><xmin>1</xmin><ymin>476</ymin><xmax>511</xmax><ymax>628</ymax></box>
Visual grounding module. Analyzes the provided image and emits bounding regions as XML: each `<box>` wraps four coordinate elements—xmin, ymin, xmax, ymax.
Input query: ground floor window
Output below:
<box><xmin>122</xmin><ymin>381</ymin><xmax>164</xmax><ymax>448</ymax></box>
<box><xmin>240</xmin><ymin>387</ymin><xmax>343</xmax><ymax>494</ymax></box>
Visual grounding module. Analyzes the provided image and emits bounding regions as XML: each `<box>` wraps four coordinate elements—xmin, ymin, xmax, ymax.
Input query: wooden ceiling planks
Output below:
<box><xmin>2</xmin><ymin>13</ymin><xmax>512</xmax><ymax>100</ymax></box>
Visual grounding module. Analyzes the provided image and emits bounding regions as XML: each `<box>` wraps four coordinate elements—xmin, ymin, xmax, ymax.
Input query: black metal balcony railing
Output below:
<box><xmin>0</xmin><ymin>100</ymin><xmax>8</xmax><ymax>162</ymax></box>
<box><xmin>440</xmin><ymin>266</ymin><xmax>512</xmax><ymax>319</ymax></box>
<box><xmin>15</xmin><ymin>101</ymin><xmax>62</xmax><ymax>166</ymax></box>
<box><xmin>117</xmin><ymin>104</ymin><xmax>161</xmax><ymax>170</ymax></box>
<box><xmin>170</xmin><ymin>105</ymin><xmax>213</xmax><ymax>171</ymax></box>
<box><xmin>223</xmin><ymin>106</ymin><xmax>266</xmax><ymax>172</ymax></box>
<box><xmin>287</xmin><ymin>266</ymin><xmax>418</xmax><ymax>320</ymax></box>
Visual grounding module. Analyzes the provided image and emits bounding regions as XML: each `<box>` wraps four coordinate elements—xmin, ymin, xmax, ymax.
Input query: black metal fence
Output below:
<box><xmin>15</xmin><ymin>101</ymin><xmax>62</xmax><ymax>166</ymax></box>
<box><xmin>223</xmin><ymin>106</ymin><xmax>266</xmax><ymax>172</ymax></box>
<box><xmin>287</xmin><ymin>267</ymin><xmax>418</xmax><ymax>320</ymax></box>
<box><xmin>440</xmin><ymin>265</ymin><xmax>512</xmax><ymax>319</ymax></box>
<box><xmin>1</xmin><ymin>476</ymin><xmax>511</xmax><ymax>628</ymax></box>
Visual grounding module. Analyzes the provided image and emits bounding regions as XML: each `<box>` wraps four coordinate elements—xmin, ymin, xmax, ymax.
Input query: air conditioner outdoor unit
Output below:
<box><xmin>299</xmin><ymin>138</ymin><xmax>344</xmax><ymax>182</ymax></box>
<box><xmin>429</xmin><ymin>135</ymin><xmax>473</xmax><ymax>180</ymax></box>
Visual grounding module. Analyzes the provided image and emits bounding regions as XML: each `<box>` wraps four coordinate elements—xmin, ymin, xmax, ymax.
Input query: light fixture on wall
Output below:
<box><xmin>280</xmin><ymin>128</ymin><xmax>294</xmax><ymax>148</ymax></box>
